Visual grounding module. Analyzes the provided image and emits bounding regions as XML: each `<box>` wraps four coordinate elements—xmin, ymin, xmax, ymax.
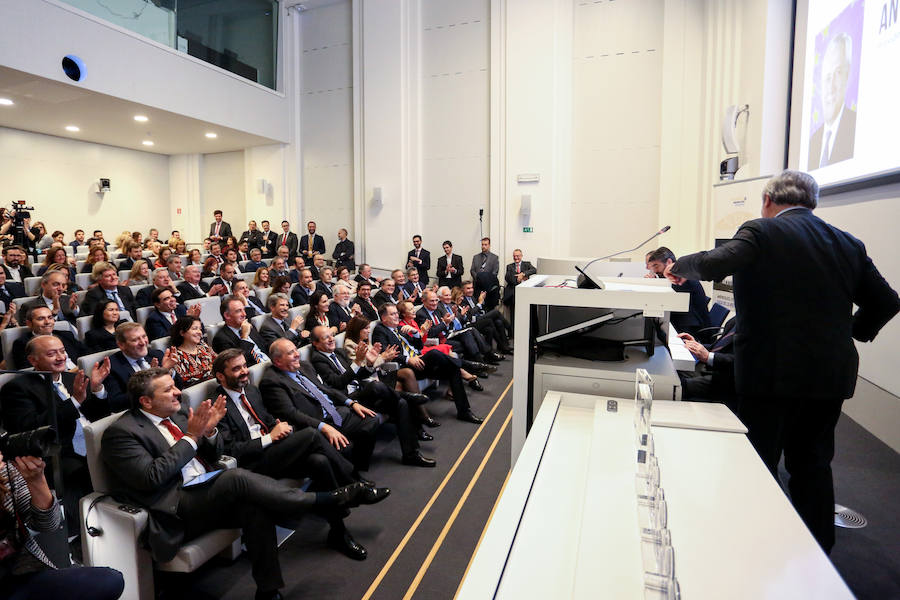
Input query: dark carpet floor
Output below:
<box><xmin>156</xmin><ymin>363</ymin><xmax>899</xmax><ymax>600</ymax></box>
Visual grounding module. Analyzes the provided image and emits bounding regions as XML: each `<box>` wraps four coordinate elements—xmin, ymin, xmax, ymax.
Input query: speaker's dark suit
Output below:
<box><xmin>105</xmin><ymin>349</ymin><xmax>186</xmax><ymax>412</ymax></box>
<box><xmin>671</xmin><ymin>206</ymin><xmax>900</xmax><ymax>552</ymax></box>
<box><xmin>310</xmin><ymin>350</ymin><xmax>419</xmax><ymax>460</ymax></box>
<box><xmin>101</xmin><ymin>408</ymin><xmax>317</xmax><ymax>593</ymax></box>
<box><xmin>259</xmin><ymin>364</ymin><xmax>378</xmax><ymax>471</ymax></box>
<box><xmin>669</xmin><ymin>279</ymin><xmax>711</xmax><ymax>340</ymax></box>
<box><xmin>299</xmin><ymin>234</ymin><xmax>326</xmax><ymax>260</ymax></box>
<box><xmin>175</xmin><ymin>280</ymin><xmax>209</xmax><ymax>302</ymax></box>
<box><xmin>18</xmin><ymin>295</ymin><xmax>78</xmax><ymax>325</ymax></box>
<box><xmin>3</xmin><ymin>372</ymin><xmax>110</xmax><ymax>529</ymax></box>
<box><xmin>406</xmin><ymin>248</ymin><xmax>431</xmax><ymax>283</ymax></box>
<box><xmin>211</xmin><ymin>324</ymin><xmax>269</xmax><ymax>366</ymax></box>
<box><xmin>213</xmin><ymin>384</ymin><xmax>355</xmax><ymax>488</ymax></box>
<box><xmin>436</xmin><ymin>254</ymin><xmax>464</xmax><ymax>289</ymax></box>
<box><xmin>275</xmin><ymin>232</ymin><xmax>298</xmax><ymax>257</ymax></box>
<box><xmin>332</xmin><ymin>239</ymin><xmax>355</xmax><ymax>270</ymax></box>
<box><xmin>11</xmin><ymin>330</ymin><xmax>85</xmax><ymax>370</ymax></box>
<box><xmin>208</xmin><ymin>220</ymin><xmax>232</xmax><ymax>241</ymax></box>
<box><xmin>81</xmin><ymin>285</ymin><xmax>137</xmax><ymax>319</ymax></box>
<box><xmin>808</xmin><ymin>108</ymin><xmax>856</xmax><ymax>170</ymax></box>
<box><xmin>371</xmin><ymin>322</ymin><xmax>473</xmax><ymax>417</ymax></box>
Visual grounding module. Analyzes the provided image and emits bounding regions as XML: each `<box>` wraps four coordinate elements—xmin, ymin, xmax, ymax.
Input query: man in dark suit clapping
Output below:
<box><xmin>406</xmin><ymin>235</ymin><xmax>430</xmax><ymax>283</ymax></box>
<box><xmin>436</xmin><ymin>240</ymin><xmax>463</xmax><ymax>289</ymax></box>
<box><xmin>665</xmin><ymin>170</ymin><xmax>900</xmax><ymax>554</ymax></box>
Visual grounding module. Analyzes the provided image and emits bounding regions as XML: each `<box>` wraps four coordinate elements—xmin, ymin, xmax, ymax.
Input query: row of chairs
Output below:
<box><xmin>76</xmin><ymin>327</ymin><xmax>340</xmax><ymax>599</ymax></box>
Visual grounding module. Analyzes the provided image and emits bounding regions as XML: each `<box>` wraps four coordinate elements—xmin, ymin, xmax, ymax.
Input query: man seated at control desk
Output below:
<box><xmin>676</xmin><ymin>317</ymin><xmax>738</xmax><ymax>413</ymax></box>
<box><xmin>645</xmin><ymin>247</ymin><xmax>712</xmax><ymax>341</ymax></box>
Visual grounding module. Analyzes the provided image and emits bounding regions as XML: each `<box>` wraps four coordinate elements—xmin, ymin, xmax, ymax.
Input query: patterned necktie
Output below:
<box><xmin>292</xmin><ymin>373</ymin><xmax>342</xmax><ymax>426</ymax></box>
<box><xmin>109</xmin><ymin>290</ymin><xmax>125</xmax><ymax>311</ymax></box>
<box><xmin>240</xmin><ymin>393</ymin><xmax>269</xmax><ymax>434</ymax></box>
<box><xmin>52</xmin><ymin>381</ymin><xmax>85</xmax><ymax>456</ymax></box>
<box><xmin>330</xmin><ymin>353</ymin><xmax>345</xmax><ymax>374</ymax></box>
<box><xmin>393</xmin><ymin>328</ymin><xmax>418</xmax><ymax>358</ymax></box>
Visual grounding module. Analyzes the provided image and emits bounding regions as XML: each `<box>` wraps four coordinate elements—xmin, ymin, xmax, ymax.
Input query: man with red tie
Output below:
<box><xmin>278</xmin><ymin>221</ymin><xmax>299</xmax><ymax>258</ymax></box>
<box><xmin>145</xmin><ymin>287</ymin><xmax>201</xmax><ymax>341</ymax></box>
<box><xmin>503</xmin><ymin>249</ymin><xmax>536</xmax><ymax>323</ymax></box>
<box><xmin>212</xmin><ymin>348</ymin><xmax>386</xmax><ymax>560</ymax></box>
<box><xmin>208</xmin><ymin>209</ymin><xmax>232</xmax><ymax>243</ymax></box>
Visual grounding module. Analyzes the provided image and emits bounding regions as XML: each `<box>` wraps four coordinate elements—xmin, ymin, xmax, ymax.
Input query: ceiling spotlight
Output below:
<box><xmin>134</xmin><ymin>115</ymin><xmax>149</xmax><ymax>122</ymax></box>
<box><xmin>65</xmin><ymin>125</ymin><xmax>80</xmax><ymax>132</ymax></box>
<box><xmin>142</xmin><ymin>140</ymin><xmax>154</xmax><ymax>146</ymax></box>
<box><xmin>0</xmin><ymin>98</ymin><xmax>13</xmax><ymax>106</ymax></box>
<box><xmin>205</xmin><ymin>132</ymin><xmax>218</xmax><ymax>139</ymax></box>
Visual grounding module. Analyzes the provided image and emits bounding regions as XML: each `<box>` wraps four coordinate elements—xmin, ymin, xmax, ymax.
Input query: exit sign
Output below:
<box><xmin>523</xmin><ymin>227</ymin><xmax>533</xmax><ymax>233</ymax></box>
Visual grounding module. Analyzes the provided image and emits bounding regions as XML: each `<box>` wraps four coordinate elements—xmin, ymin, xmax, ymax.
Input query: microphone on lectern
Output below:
<box><xmin>575</xmin><ymin>225</ymin><xmax>672</xmax><ymax>289</ymax></box>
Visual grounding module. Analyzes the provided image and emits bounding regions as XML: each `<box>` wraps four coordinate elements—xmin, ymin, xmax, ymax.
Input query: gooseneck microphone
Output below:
<box><xmin>575</xmin><ymin>226</ymin><xmax>671</xmax><ymax>289</ymax></box>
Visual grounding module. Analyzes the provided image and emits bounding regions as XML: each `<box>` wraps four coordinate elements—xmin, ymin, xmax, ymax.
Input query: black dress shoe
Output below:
<box><xmin>327</xmin><ymin>529</ymin><xmax>368</xmax><ymax>561</ymax></box>
<box><xmin>400</xmin><ymin>392</ymin><xmax>431</xmax><ymax>405</ymax></box>
<box><xmin>487</xmin><ymin>352</ymin><xmax>506</xmax><ymax>362</ymax></box>
<box><xmin>417</xmin><ymin>429</ymin><xmax>434</xmax><ymax>441</ymax></box>
<box><xmin>468</xmin><ymin>378</ymin><xmax>484</xmax><ymax>392</ymax></box>
<box><xmin>255</xmin><ymin>590</ymin><xmax>283</xmax><ymax>600</ymax></box>
<box><xmin>355</xmin><ymin>475</ymin><xmax>375</xmax><ymax>488</ymax></box>
<box><xmin>457</xmin><ymin>410</ymin><xmax>484</xmax><ymax>424</ymax></box>
<box><xmin>402</xmin><ymin>452</ymin><xmax>437</xmax><ymax>467</ymax></box>
<box><xmin>324</xmin><ymin>482</ymin><xmax>367</xmax><ymax>508</ymax></box>
<box><xmin>358</xmin><ymin>486</ymin><xmax>391</xmax><ymax>505</ymax></box>
<box><xmin>422</xmin><ymin>416</ymin><xmax>441</xmax><ymax>428</ymax></box>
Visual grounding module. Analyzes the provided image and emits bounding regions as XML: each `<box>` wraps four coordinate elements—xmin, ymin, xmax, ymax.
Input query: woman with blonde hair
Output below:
<box><xmin>123</xmin><ymin>259</ymin><xmax>150</xmax><ymax>286</ymax></box>
<box><xmin>80</xmin><ymin>244</ymin><xmax>109</xmax><ymax>273</ymax></box>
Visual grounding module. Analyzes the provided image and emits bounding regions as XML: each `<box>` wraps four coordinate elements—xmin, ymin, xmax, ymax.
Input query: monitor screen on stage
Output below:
<box><xmin>789</xmin><ymin>0</ymin><xmax>900</xmax><ymax>189</ymax></box>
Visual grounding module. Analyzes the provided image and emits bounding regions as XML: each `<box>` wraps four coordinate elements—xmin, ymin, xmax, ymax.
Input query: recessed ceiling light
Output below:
<box><xmin>134</xmin><ymin>115</ymin><xmax>149</xmax><ymax>122</ymax></box>
<box><xmin>0</xmin><ymin>98</ymin><xmax>13</xmax><ymax>106</ymax></box>
<box><xmin>205</xmin><ymin>132</ymin><xmax>218</xmax><ymax>139</ymax></box>
<box><xmin>142</xmin><ymin>140</ymin><xmax>154</xmax><ymax>146</ymax></box>
<box><xmin>65</xmin><ymin>125</ymin><xmax>80</xmax><ymax>132</ymax></box>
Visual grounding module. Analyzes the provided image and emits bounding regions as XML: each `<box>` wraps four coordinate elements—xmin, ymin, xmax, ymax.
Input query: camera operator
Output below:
<box><xmin>0</xmin><ymin>450</ymin><xmax>123</xmax><ymax>598</ymax></box>
<box><xmin>1</xmin><ymin>336</ymin><xmax>111</xmax><ymax>535</ymax></box>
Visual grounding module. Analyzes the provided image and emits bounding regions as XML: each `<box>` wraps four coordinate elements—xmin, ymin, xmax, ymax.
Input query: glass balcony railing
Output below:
<box><xmin>63</xmin><ymin>0</ymin><xmax>279</xmax><ymax>90</ymax></box>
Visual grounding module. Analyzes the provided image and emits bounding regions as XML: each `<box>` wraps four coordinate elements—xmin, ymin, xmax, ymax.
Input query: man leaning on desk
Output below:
<box><xmin>664</xmin><ymin>169</ymin><xmax>900</xmax><ymax>554</ymax></box>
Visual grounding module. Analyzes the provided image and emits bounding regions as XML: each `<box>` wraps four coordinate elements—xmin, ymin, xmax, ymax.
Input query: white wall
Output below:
<box><xmin>0</xmin><ymin>126</ymin><xmax>170</xmax><ymax>236</ymax></box>
<box><xmin>570</xmin><ymin>0</ymin><xmax>663</xmax><ymax>260</ymax></box>
<box><xmin>300</xmin><ymin>1</ymin><xmax>355</xmax><ymax>254</ymax></box>
<box><xmin>0</xmin><ymin>0</ymin><xmax>289</xmax><ymax>141</ymax></box>
<box><xmin>419</xmin><ymin>0</ymin><xmax>491</xmax><ymax>267</ymax></box>
<box><xmin>201</xmin><ymin>151</ymin><xmax>246</xmax><ymax>237</ymax></box>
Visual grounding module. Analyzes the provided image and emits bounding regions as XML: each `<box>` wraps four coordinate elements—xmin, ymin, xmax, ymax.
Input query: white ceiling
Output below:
<box><xmin>0</xmin><ymin>65</ymin><xmax>282</xmax><ymax>155</ymax></box>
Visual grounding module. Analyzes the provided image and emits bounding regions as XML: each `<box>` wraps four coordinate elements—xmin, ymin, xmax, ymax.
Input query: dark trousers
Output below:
<box><xmin>448</xmin><ymin>328</ymin><xmax>489</xmax><ymax>360</ymax></box>
<box><xmin>249</xmin><ymin>427</ymin><xmax>355</xmax><ymax>488</ymax></box>
<box><xmin>416</xmin><ymin>350</ymin><xmax>471</xmax><ymax>415</ymax></box>
<box><xmin>327</xmin><ymin>405</ymin><xmax>379</xmax><ymax>471</ymax></box>
<box><xmin>353</xmin><ymin>381</ymin><xmax>418</xmax><ymax>458</ymax></box>
<box><xmin>56</xmin><ymin>455</ymin><xmax>92</xmax><ymax>536</ymax></box>
<box><xmin>178</xmin><ymin>468</ymin><xmax>319</xmax><ymax>592</ymax></box>
<box><xmin>471</xmin><ymin>310</ymin><xmax>511</xmax><ymax>351</ymax></box>
<box><xmin>0</xmin><ymin>566</ymin><xmax>124</xmax><ymax>600</ymax></box>
<box><xmin>739</xmin><ymin>395</ymin><xmax>844</xmax><ymax>554</ymax></box>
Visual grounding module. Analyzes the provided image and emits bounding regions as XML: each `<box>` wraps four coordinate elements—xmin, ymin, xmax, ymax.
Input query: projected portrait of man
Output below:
<box><xmin>808</xmin><ymin>32</ymin><xmax>856</xmax><ymax>169</ymax></box>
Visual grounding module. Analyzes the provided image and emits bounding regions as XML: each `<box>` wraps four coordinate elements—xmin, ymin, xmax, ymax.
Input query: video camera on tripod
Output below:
<box><xmin>8</xmin><ymin>200</ymin><xmax>34</xmax><ymax>248</ymax></box>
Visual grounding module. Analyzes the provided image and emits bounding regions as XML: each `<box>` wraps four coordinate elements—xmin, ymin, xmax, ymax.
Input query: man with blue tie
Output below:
<box><xmin>105</xmin><ymin>322</ymin><xmax>184</xmax><ymax>412</ymax></box>
<box><xmin>2</xmin><ymin>335</ymin><xmax>111</xmax><ymax>533</ymax></box>
<box><xmin>17</xmin><ymin>270</ymin><xmax>80</xmax><ymax>326</ymax></box>
<box><xmin>79</xmin><ymin>263</ymin><xmax>137</xmax><ymax>319</ymax></box>
<box><xmin>260</xmin><ymin>338</ymin><xmax>381</xmax><ymax>474</ymax></box>
<box><xmin>211</xmin><ymin>297</ymin><xmax>271</xmax><ymax>366</ymax></box>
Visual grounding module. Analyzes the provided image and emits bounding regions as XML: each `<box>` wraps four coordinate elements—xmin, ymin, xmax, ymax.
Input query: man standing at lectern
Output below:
<box><xmin>664</xmin><ymin>170</ymin><xmax>900</xmax><ymax>554</ymax></box>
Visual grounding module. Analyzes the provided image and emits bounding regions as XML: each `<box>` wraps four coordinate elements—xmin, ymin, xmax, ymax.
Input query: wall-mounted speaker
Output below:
<box><xmin>520</xmin><ymin>194</ymin><xmax>532</xmax><ymax>217</ymax></box>
<box><xmin>372</xmin><ymin>186</ymin><xmax>383</xmax><ymax>208</ymax></box>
